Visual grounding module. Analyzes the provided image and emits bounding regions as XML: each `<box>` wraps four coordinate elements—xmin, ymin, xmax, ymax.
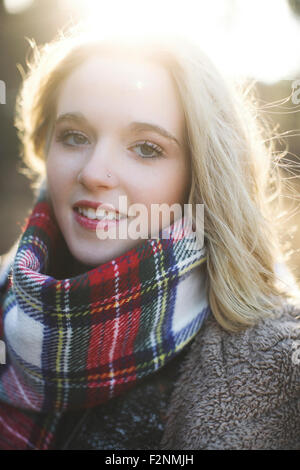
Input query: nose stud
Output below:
<box><xmin>77</xmin><ymin>172</ymin><xmax>112</xmax><ymax>183</ymax></box>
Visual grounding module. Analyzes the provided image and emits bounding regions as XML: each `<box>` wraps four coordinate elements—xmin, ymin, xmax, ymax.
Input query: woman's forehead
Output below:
<box><xmin>55</xmin><ymin>55</ymin><xmax>185</xmax><ymax>138</ymax></box>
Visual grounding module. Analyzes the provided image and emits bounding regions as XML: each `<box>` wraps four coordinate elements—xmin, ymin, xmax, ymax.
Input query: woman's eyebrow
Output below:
<box><xmin>55</xmin><ymin>113</ymin><xmax>181</xmax><ymax>148</ymax></box>
<box><xmin>55</xmin><ymin>112</ymin><xmax>93</xmax><ymax>129</ymax></box>
<box><xmin>128</xmin><ymin>122</ymin><xmax>181</xmax><ymax>148</ymax></box>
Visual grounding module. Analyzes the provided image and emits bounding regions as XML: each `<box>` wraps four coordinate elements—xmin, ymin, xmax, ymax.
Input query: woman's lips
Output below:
<box><xmin>73</xmin><ymin>200</ymin><xmax>121</xmax><ymax>214</ymax></box>
<box><xmin>73</xmin><ymin>208</ymin><xmax>122</xmax><ymax>231</ymax></box>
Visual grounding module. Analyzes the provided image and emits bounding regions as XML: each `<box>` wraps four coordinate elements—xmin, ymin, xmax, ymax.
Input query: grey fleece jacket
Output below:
<box><xmin>161</xmin><ymin>303</ymin><xmax>300</xmax><ymax>450</ymax></box>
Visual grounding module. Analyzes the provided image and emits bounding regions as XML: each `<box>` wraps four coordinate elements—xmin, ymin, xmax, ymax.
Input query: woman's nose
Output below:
<box><xmin>77</xmin><ymin>140</ymin><xmax>119</xmax><ymax>190</ymax></box>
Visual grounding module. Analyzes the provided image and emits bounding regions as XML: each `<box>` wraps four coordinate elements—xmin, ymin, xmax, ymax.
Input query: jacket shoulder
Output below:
<box><xmin>202</xmin><ymin>303</ymin><xmax>300</xmax><ymax>375</ymax></box>
<box><xmin>162</xmin><ymin>304</ymin><xmax>300</xmax><ymax>450</ymax></box>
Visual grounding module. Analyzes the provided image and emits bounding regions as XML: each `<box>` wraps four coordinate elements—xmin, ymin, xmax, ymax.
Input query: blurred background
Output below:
<box><xmin>0</xmin><ymin>0</ymin><xmax>300</xmax><ymax>281</ymax></box>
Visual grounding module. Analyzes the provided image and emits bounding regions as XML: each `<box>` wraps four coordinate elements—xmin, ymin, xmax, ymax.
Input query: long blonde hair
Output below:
<box><xmin>15</xmin><ymin>27</ymin><xmax>298</xmax><ymax>332</ymax></box>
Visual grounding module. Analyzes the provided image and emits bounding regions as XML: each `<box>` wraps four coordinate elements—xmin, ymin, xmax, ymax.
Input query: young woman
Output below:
<box><xmin>0</xmin><ymin>29</ymin><xmax>299</xmax><ymax>450</ymax></box>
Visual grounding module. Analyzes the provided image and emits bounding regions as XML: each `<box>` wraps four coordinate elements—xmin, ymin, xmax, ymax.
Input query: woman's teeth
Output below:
<box><xmin>77</xmin><ymin>207</ymin><xmax>122</xmax><ymax>221</ymax></box>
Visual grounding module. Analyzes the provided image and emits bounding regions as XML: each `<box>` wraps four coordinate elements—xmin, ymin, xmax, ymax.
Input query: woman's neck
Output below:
<box><xmin>47</xmin><ymin>234</ymin><xmax>95</xmax><ymax>279</ymax></box>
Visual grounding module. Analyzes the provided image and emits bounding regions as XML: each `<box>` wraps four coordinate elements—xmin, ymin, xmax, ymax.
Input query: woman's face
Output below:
<box><xmin>46</xmin><ymin>54</ymin><xmax>190</xmax><ymax>266</ymax></box>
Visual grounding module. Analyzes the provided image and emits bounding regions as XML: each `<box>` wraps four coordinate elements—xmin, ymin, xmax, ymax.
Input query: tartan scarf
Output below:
<box><xmin>0</xmin><ymin>187</ymin><xmax>209</xmax><ymax>449</ymax></box>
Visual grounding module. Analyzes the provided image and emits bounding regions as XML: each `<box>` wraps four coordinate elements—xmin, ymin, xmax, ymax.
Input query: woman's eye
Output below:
<box><xmin>58</xmin><ymin>131</ymin><xmax>90</xmax><ymax>147</ymax></box>
<box><xmin>132</xmin><ymin>142</ymin><xmax>163</xmax><ymax>159</ymax></box>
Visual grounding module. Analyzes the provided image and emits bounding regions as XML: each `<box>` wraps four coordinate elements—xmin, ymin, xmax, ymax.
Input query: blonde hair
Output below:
<box><xmin>15</xmin><ymin>27</ymin><xmax>298</xmax><ymax>332</ymax></box>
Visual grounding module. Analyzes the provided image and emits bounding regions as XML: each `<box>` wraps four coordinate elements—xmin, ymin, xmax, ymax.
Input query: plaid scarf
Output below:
<box><xmin>0</xmin><ymin>188</ymin><xmax>209</xmax><ymax>449</ymax></box>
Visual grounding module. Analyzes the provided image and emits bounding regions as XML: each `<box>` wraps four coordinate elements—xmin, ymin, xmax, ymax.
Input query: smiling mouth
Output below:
<box><xmin>74</xmin><ymin>206</ymin><xmax>127</xmax><ymax>221</ymax></box>
<box><xmin>73</xmin><ymin>206</ymin><xmax>128</xmax><ymax>232</ymax></box>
